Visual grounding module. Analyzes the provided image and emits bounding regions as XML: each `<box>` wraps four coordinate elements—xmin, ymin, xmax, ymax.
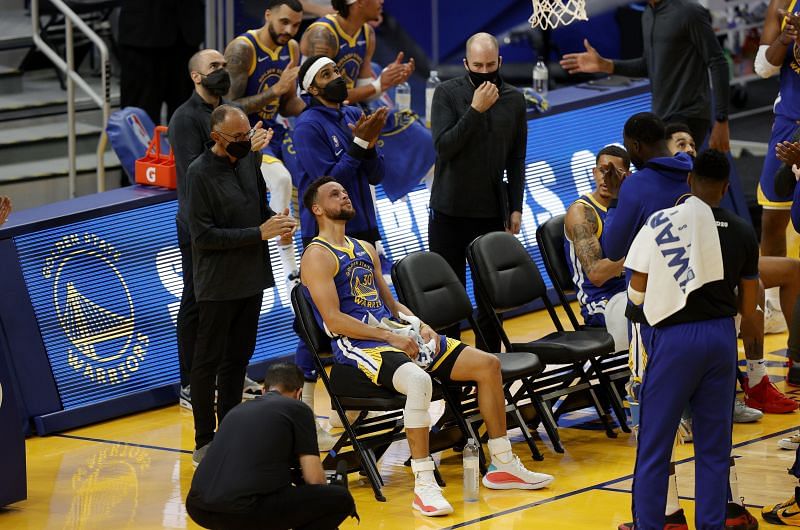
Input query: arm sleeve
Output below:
<box><xmin>169</xmin><ymin>113</ymin><xmax>205</xmax><ymax>179</ymax></box>
<box><xmin>612</xmin><ymin>57</ymin><xmax>648</xmax><ymax>78</ymax></box>
<box><xmin>431</xmin><ymin>84</ymin><xmax>485</xmax><ymax>162</ymax></box>
<box><xmin>506</xmin><ymin>95</ymin><xmax>527</xmax><ymax>213</ymax></box>
<box><xmin>601</xmin><ymin>183</ymin><xmax>642</xmax><ymax>261</ymax></box>
<box><xmin>293</xmin><ymin>121</ymin><xmax>378</xmax><ymax>188</ymax></box>
<box><xmin>688</xmin><ymin>5</ymin><xmax>730</xmax><ymax>118</ymax></box>
<box><xmin>293</xmin><ymin>402</ymin><xmax>320</xmax><ymax>455</ymax></box>
<box><xmin>188</xmin><ymin>168</ymin><xmax>262</xmax><ymax>250</ymax></box>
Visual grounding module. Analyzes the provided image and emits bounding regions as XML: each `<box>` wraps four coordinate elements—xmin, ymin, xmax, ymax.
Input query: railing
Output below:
<box><xmin>31</xmin><ymin>0</ymin><xmax>111</xmax><ymax>197</ymax></box>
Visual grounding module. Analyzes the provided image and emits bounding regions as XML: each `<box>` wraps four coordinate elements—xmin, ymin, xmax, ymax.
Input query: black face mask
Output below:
<box><xmin>201</xmin><ymin>69</ymin><xmax>231</xmax><ymax>96</ymax></box>
<box><xmin>318</xmin><ymin>77</ymin><xmax>348</xmax><ymax>104</ymax></box>
<box><xmin>467</xmin><ymin>68</ymin><xmax>501</xmax><ymax>88</ymax></box>
<box><xmin>225</xmin><ymin>139</ymin><xmax>251</xmax><ymax>159</ymax></box>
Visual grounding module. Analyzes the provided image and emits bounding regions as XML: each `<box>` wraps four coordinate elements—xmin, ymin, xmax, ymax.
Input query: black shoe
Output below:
<box><xmin>618</xmin><ymin>508</ymin><xmax>688</xmax><ymax>530</ymax></box>
<box><xmin>788</xmin><ymin>363</ymin><xmax>800</xmax><ymax>388</ymax></box>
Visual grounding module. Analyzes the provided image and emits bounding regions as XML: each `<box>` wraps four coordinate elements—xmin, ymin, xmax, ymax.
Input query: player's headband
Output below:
<box><xmin>346</xmin><ymin>0</ymin><xmax>357</xmax><ymax>4</ymax></box>
<box><xmin>302</xmin><ymin>57</ymin><xmax>336</xmax><ymax>91</ymax></box>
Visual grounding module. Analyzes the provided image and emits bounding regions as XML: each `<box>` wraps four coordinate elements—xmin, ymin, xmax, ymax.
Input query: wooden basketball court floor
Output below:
<box><xmin>3</xmin><ymin>306</ymin><xmax>800</xmax><ymax>529</ymax></box>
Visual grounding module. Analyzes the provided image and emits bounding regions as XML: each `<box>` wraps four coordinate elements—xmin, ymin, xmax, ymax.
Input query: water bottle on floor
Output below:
<box><xmin>463</xmin><ymin>438</ymin><xmax>480</xmax><ymax>502</ymax></box>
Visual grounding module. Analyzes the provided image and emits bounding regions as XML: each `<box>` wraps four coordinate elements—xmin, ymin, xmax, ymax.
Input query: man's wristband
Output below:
<box><xmin>353</xmin><ymin>137</ymin><xmax>369</xmax><ymax>149</ymax></box>
<box><xmin>371</xmin><ymin>77</ymin><xmax>383</xmax><ymax>96</ymax></box>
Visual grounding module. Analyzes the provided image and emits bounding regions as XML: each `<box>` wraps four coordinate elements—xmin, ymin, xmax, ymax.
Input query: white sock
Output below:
<box><xmin>666</xmin><ymin>445</ymin><xmax>680</xmax><ymax>515</ymax></box>
<box><xmin>766</xmin><ymin>286</ymin><xmax>781</xmax><ymax>309</ymax></box>
<box><xmin>277</xmin><ymin>241</ymin><xmax>298</xmax><ymax>277</ymax></box>
<box><xmin>302</xmin><ymin>381</ymin><xmax>315</xmax><ymax>410</ymax></box>
<box><xmin>747</xmin><ymin>359</ymin><xmax>767</xmax><ymax>383</ymax></box>
<box><xmin>729</xmin><ymin>454</ymin><xmax>742</xmax><ymax>505</ymax></box>
<box><xmin>411</xmin><ymin>456</ymin><xmax>436</xmax><ymax>483</ymax></box>
<box><xmin>488</xmin><ymin>436</ymin><xmax>513</xmax><ymax>465</ymax></box>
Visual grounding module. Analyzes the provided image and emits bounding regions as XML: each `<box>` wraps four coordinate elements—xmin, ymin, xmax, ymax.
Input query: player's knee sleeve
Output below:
<box><xmin>260</xmin><ymin>161</ymin><xmax>293</xmax><ymax>213</ymax></box>
<box><xmin>391</xmin><ymin>362</ymin><xmax>432</xmax><ymax>428</ymax></box>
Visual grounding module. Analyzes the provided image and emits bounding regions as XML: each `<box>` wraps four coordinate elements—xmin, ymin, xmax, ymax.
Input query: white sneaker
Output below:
<box><xmin>678</xmin><ymin>417</ymin><xmax>693</xmax><ymax>443</ymax></box>
<box><xmin>179</xmin><ymin>385</ymin><xmax>192</xmax><ymax>411</ymax></box>
<box><xmin>765</xmin><ymin>299</ymin><xmax>788</xmax><ymax>334</ymax></box>
<box><xmin>482</xmin><ymin>455</ymin><xmax>554</xmax><ymax>490</ymax></box>
<box><xmin>411</xmin><ymin>460</ymin><xmax>453</xmax><ymax>516</ymax></box>
<box><xmin>317</xmin><ymin>423</ymin><xmax>339</xmax><ymax>452</ymax></box>
<box><xmin>243</xmin><ymin>376</ymin><xmax>261</xmax><ymax>399</ymax></box>
<box><xmin>779</xmin><ymin>432</ymin><xmax>800</xmax><ymax>450</ymax></box>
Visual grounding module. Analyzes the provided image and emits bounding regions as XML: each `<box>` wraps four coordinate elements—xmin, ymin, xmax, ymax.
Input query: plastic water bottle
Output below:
<box><xmin>533</xmin><ymin>57</ymin><xmax>548</xmax><ymax>96</ymax></box>
<box><xmin>395</xmin><ymin>81</ymin><xmax>411</xmax><ymax>111</ymax></box>
<box><xmin>463</xmin><ymin>438</ymin><xmax>480</xmax><ymax>502</ymax></box>
<box><xmin>425</xmin><ymin>70</ymin><xmax>441</xmax><ymax>128</ymax></box>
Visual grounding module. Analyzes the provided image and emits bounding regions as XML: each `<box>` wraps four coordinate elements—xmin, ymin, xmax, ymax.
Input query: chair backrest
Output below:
<box><xmin>467</xmin><ymin>231</ymin><xmax>549</xmax><ymax>313</ymax></box>
<box><xmin>291</xmin><ymin>284</ymin><xmax>332</xmax><ymax>356</ymax></box>
<box><xmin>392</xmin><ymin>251</ymin><xmax>474</xmax><ymax>331</ymax></box>
<box><xmin>536</xmin><ymin>215</ymin><xmax>582</xmax><ymax>329</ymax></box>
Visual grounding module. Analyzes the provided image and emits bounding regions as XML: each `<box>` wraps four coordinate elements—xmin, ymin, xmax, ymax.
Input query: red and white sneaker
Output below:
<box><xmin>744</xmin><ymin>375</ymin><xmax>799</xmax><ymax>413</ymax></box>
<box><xmin>482</xmin><ymin>455</ymin><xmax>554</xmax><ymax>490</ymax></box>
<box><xmin>411</xmin><ymin>460</ymin><xmax>453</xmax><ymax>517</ymax></box>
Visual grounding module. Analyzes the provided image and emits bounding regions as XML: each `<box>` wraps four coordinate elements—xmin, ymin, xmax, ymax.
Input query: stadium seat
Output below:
<box><xmin>536</xmin><ymin>215</ymin><xmax>631</xmax><ymax>433</ymax></box>
<box><xmin>392</xmin><ymin>250</ymin><xmax>545</xmax><ymax>466</ymax></box>
<box><xmin>467</xmin><ymin>231</ymin><xmax>619</xmax><ymax>453</ymax></box>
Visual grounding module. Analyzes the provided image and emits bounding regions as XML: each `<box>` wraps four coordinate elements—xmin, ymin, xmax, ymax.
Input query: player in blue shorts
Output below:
<box><xmin>624</xmin><ymin>150</ymin><xmax>761</xmax><ymax>530</ymax></box>
<box><xmin>754</xmin><ymin>0</ymin><xmax>800</xmax><ymax>326</ymax></box>
<box><xmin>300</xmin><ymin>176</ymin><xmax>554</xmax><ymax>516</ymax></box>
<box><xmin>564</xmin><ymin>145</ymin><xmax>630</xmax><ymax>352</ymax></box>
<box><xmin>225</xmin><ymin>0</ymin><xmax>306</xmax><ymax>298</ymax></box>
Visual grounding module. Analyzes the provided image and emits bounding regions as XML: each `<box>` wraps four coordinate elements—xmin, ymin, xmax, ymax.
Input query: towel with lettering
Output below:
<box><xmin>624</xmin><ymin>196</ymin><xmax>723</xmax><ymax>325</ymax></box>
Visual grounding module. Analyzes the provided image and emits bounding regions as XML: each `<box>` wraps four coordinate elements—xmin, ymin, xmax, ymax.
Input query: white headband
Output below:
<box><xmin>302</xmin><ymin>57</ymin><xmax>336</xmax><ymax>91</ymax></box>
<box><xmin>346</xmin><ymin>0</ymin><xmax>357</xmax><ymax>3</ymax></box>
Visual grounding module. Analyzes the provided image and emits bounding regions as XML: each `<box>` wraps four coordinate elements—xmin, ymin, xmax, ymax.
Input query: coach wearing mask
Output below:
<box><xmin>187</xmin><ymin>104</ymin><xmax>296</xmax><ymax>465</ymax></box>
<box><xmin>429</xmin><ymin>32</ymin><xmax>527</xmax><ymax>351</ymax></box>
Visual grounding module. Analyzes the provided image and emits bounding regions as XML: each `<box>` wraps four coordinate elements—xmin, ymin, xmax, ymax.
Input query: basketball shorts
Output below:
<box><xmin>758</xmin><ymin>114</ymin><xmax>799</xmax><ymax>209</ymax></box>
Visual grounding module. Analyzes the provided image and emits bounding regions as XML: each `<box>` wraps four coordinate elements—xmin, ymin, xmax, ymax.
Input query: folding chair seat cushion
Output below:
<box><xmin>495</xmin><ymin>351</ymin><xmax>545</xmax><ymax>380</ymax></box>
<box><xmin>512</xmin><ymin>329</ymin><xmax>615</xmax><ymax>364</ymax></box>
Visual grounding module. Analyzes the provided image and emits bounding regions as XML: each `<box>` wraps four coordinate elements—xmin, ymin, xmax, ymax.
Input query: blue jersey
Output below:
<box><xmin>775</xmin><ymin>0</ymin><xmax>800</xmax><ymax>120</ymax></box>
<box><xmin>234</xmin><ymin>30</ymin><xmax>298</xmax><ymax>142</ymax></box>
<box><xmin>307</xmin><ymin>15</ymin><xmax>370</xmax><ymax>89</ymax></box>
<box><xmin>305</xmin><ymin>236</ymin><xmax>392</xmax><ymax>373</ymax></box>
<box><xmin>565</xmin><ymin>195</ymin><xmax>626</xmax><ymax>327</ymax></box>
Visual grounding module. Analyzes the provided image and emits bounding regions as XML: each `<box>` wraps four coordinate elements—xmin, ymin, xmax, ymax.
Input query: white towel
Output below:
<box><xmin>365</xmin><ymin>312</ymin><xmax>438</xmax><ymax>368</ymax></box>
<box><xmin>624</xmin><ymin>196</ymin><xmax>724</xmax><ymax>325</ymax></box>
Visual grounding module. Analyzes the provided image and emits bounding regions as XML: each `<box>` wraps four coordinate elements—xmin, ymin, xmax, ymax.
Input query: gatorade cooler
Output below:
<box><xmin>135</xmin><ymin>125</ymin><xmax>176</xmax><ymax>189</ymax></box>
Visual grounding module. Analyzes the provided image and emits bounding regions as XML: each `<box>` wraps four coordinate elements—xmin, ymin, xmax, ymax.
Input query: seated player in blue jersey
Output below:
<box><xmin>224</xmin><ymin>0</ymin><xmax>306</xmax><ymax>298</ymax></box>
<box><xmin>564</xmin><ymin>145</ymin><xmax>630</xmax><ymax>352</ymax></box>
<box><xmin>300</xmin><ymin>177</ymin><xmax>554</xmax><ymax>517</ymax></box>
<box><xmin>623</xmin><ymin>150</ymin><xmax>762</xmax><ymax>530</ymax></box>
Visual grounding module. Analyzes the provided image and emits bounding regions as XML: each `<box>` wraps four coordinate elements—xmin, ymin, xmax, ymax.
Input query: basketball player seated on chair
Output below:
<box><xmin>564</xmin><ymin>145</ymin><xmax>631</xmax><ymax>353</ymax></box>
<box><xmin>300</xmin><ymin>176</ymin><xmax>554</xmax><ymax>517</ymax></box>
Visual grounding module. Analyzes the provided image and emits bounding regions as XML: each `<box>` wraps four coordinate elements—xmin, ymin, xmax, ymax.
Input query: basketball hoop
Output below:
<box><xmin>529</xmin><ymin>0</ymin><xmax>587</xmax><ymax>30</ymax></box>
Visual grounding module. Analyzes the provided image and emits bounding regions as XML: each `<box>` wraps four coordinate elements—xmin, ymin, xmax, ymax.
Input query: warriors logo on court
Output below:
<box><xmin>42</xmin><ymin>233</ymin><xmax>148</xmax><ymax>385</ymax></box>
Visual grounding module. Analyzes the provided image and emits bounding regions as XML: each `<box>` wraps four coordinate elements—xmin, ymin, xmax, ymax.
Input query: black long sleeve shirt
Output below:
<box><xmin>430</xmin><ymin>75</ymin><xmax>527</xmax><ymax>219</ymax></box>
<box><xmin>187</xmin><ymin>148</ymin><xmax>275</xmax><ymax>302</ymax></box>
<box><xmin>168</xmin><ymin>91</ymin><xmax>230</xmax><ymax>245</ymax></box>
<box><xmin>614</xmin><ymin>0</ymin><xmax>729</xmax><ymax>122</ymax></box>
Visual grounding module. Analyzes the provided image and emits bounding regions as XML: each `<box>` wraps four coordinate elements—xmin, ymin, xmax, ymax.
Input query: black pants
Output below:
<box><xmin>428</xmin><ymin>209</ymin><xmax>504</xmax><ymax>352</ymax></box>
<box><xmin>185</xmin><ymin>485</ymin><xmax>355</xmax><ymax>530</ymax></box>
<box><xmin>176</xmin><ymin>223</ymin><xmax>198</xmax><ymax>387</ymax></box>
<box><xmin>191</xmin><ymin>293</ymin><xmax>263</xmax><ymax>449</ymax></box>
<box><xmin>119</xmin><ymin>39</ymin><xmax>196</xmax><ymax>125</ymax></box>
<box><xmin>667</xmin><ymin>115</ymin><xmax>711</xmax><ymax>149</ymax></box>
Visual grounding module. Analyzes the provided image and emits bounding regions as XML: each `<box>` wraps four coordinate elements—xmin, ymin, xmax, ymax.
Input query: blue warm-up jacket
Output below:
<box><xmin>602</xmin><ymin>152</ymin><xmax>693</xmax><ymax>261</ymax></box>
<box><xmin>293</xmin><ymin>101</ymin><xmax>385</xmax><ymax>241</ymax></box>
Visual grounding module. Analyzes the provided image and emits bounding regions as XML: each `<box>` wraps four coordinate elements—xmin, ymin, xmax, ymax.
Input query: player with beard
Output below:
<box><xmin>225</xmin><ymin>0</ymin><xmax>306</xmax><ymax>300</ymax></box>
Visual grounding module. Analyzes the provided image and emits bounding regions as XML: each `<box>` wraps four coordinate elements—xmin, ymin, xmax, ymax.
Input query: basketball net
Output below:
<box><xmin>529</xmin><ymin>0</ymin><xmax>588</xmax><ymax>29</ymax></box>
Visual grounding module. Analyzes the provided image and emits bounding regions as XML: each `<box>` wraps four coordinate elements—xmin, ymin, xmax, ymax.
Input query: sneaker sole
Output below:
<box><xmin>411</xmin><ymin>501</ymin><xmax>453</xmax><ymax>516</ymax></box>
<box><xmin>778</xmin><ymin>439</ymin><xmax>800</xmax><ymax>451</ymax></box>
<box><xmin>732</xmin><ymin>413</ymin><xmax>762</xmax><ymax>423</ymax></box>
<box><xmin>179</xmin><ymin>398</ymin><xmax>192</xmax><ymax>411</ymax></box>
<box><xmin>482</xmin><ymin>475</ymin><xmax>554</xmax><ymax>490</ymax></box>
<box><xmin>745</xmin><ymin>398</ymin><xmax>799</xmax><ymax>414</ymax></box>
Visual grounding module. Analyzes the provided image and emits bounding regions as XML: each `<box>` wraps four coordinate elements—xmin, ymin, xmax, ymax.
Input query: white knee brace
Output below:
<box><xmin>391</xmin><ymin>363</ymin><xmax>432</xmax><ymax>428</ymax></box>
<box><xmin>260</xmin><ymin>160</ymin><xmax>293</xmax><ymax>213</ymax></box>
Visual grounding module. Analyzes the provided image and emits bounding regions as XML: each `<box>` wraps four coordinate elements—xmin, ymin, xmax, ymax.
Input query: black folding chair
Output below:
<box><xmin>467</xmin><ymin>231</ymin><xmax>618</xmax><ymax>453</ymax></box>
<box><xmin>536</xmin><ymin>215</ymin><xmax>631</xmax><ymax>432</ymax></box>
<box><xmin>292</xmin><ymin>285</ymin><xmax>454</xmax><ymax>501</ymax></box>
<box><xmin>392</xmin><ymin>251</ymin><xmax>545</xmax><ymax>466</ymax></box>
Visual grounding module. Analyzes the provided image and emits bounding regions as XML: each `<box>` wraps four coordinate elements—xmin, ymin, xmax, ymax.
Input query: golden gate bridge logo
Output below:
<box><xmin>42</xmin><ymin>233</ymin><xmax>148</xmax><ymax>385</ymax></box>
